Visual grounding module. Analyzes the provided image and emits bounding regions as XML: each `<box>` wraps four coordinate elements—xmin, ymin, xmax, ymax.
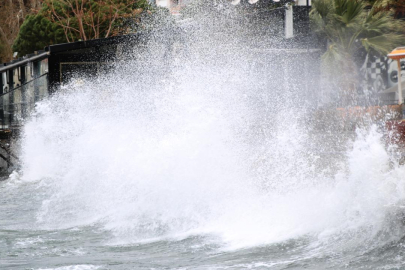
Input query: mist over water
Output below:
<box><xmin>2</xmin><ymin>7</ymin><xmax>405</xmax><ymax>270</ymax></box>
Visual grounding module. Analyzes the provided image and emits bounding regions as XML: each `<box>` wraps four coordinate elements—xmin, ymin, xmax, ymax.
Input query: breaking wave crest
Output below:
<box><xmin>18</xmin><ymin>63</ymin><xmax>405</xmax><ymax>252</ymax></box>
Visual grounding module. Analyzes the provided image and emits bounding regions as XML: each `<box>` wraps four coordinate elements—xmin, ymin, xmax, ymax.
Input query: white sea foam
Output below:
<box><xmin>18</xmin><ymin>15</ymin><xmax>405</xmax><ymax>253</ymax></box>
<box><xmin>20</xmin><ymin>70</ymin><xmax>405</xmax><ymax>252</ymax></box>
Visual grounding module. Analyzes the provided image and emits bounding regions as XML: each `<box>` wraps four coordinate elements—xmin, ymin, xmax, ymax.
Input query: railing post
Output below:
<box><xmin>21</xmin><ymin>65</ymin><xmax>27</xmax><ymax>119</ymax></box>
<box><xmin>8</xmin><ymin>69</ymin><xmax>14</xmax><ymax>127</ymax></box>
<box><xmin>45</xmin><ymin>72</ymin><xmax>49</xmax><ymax>97</ymax></box>
<box><xmin>0</xmin><ymin>73</ymin><xmax>3</xmax><ymax>128</ymax></box>
<box><xmin>33</xmin><ymin>61</ymin><xmax>40</xmax><ymax>102</ymax></box>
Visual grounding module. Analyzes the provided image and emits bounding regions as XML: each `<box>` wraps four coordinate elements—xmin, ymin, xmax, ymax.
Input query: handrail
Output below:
<box><xmin>0</xmin><ymin>52</ymin><xmax>49</xmax><ymax>73</ymax></box>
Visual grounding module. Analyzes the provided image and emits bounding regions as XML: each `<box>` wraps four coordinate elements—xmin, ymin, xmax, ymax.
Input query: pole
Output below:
<box><xmin>398</xmin><ymin>59</ymin><xmax>403</xmax><ymax>105</ymax></box>
<box><xmin>0</xmin><ymin>73</ymin><xmax>3</xmax><ymax>128</ymax></box>
<box><xmin>33</xmin><ymin>61</ymin><xmax>40</xmax><ymax>102</ymax></box>
<box><xmin>8</xmin><ymin>69</ymin><xmax>13</xmax><ymax>126</ymax></box>
<box><xmin>285</xmin><ymin>4</ymin><xmax>293</xmax><ymax>39</ymax></box>
<box><xmin>21</xmin><ymin>65</ymin><xmax>26</xmax><ymax>118</ymax></box>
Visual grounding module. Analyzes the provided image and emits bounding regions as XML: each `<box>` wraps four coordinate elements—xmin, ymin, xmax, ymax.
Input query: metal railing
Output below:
<box><xmin>0</xmin><ymin>52</ymin><xmax>49</xmax><ymax>130</ymax></box>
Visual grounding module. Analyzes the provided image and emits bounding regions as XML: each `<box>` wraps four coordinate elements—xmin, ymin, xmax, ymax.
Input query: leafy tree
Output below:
<box><xmin>310</xmin><ymin>0</ymin><xmax>405</xmax><ymax>105</ymax></box>
<box><xmin>12</xmin><ymin>14</ymin><xmax>67</xmax><ymax>57</ymax></box>
<box><xmin>42</xmin><ymin>0</ymin><xmax>150</xmax><ymax>42</ymax></box>
<box><xmin>0</xmin><ymin>0</ymin><xmax>41</xmax><ymax>62</ymax></box>
<box><xmin>12</xmin><ymin>0</ymin><xmax>159</xmax><ymax>57</ymax></box>
<box><xmin>367</xmin><ymin>0</ymin><xmax>405</xmax><ymax>18</ymax></box>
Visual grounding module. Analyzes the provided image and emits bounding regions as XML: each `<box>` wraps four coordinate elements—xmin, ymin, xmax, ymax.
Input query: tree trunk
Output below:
<box><xmin>77</xmin><ymin>15</ymin><xmax>87</xmax><ymax>41</ymax></box>
<box><xmin>18</xmin><ymin>0</ymin><xmax>25</xmax><ymax>18</ymax></box>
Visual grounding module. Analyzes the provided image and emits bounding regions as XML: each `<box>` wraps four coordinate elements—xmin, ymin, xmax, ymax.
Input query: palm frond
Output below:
<box><xmin>361</xmin><ymin>33</ymin><xmax>405</xmax><ymax>55</ymax></box>
<box><xmin>311</xmin><ymin>0</ymin><xmax>405</xmax><ymax>56</ymax></box>
<box><xmin>335</xmin><ymin>0</ymin><xmax>365</xmax><ymax>25</ymax></box>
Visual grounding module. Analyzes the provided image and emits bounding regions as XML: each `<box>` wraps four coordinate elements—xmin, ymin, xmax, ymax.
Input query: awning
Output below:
<box><xmin>231</xmin><ymin>0</ymin><xmax>280</xmax><ymax>5</ymax></box>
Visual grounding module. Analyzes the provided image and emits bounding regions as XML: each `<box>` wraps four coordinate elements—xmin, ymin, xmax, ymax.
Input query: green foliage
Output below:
<box><xmin>311</xmin><ymin>0</ymin><xmax>405</xmax><ymax>60</ymax></box>
<box><xmin>12</xmin><ymin>14</ymin><xmax>67</xmax><ymax>57</ymax></box>
<box><xmin>310</xmin><ymin>0</ymin><xmax>405</xmax><ymax>104</ymax></box>
<box><xmin>42</xmin><ymin>0</ymin><xmax>152</xmax><ymax>41</ymax></box>
<box><xmin>12</xmin><ymin>0</ymin><xmax>157</xmax><ymax>57</ymax></box>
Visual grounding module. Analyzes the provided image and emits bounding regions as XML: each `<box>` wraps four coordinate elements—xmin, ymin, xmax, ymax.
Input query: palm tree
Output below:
<box><xmin>310</xmin><ymin>0</ymin><xmax>405</xmax><ymax>105</ymax></box>
<box><xmin>368</xmin><ymin>0</ymin><xmax>405</xmax><ymax>18</ymax></box>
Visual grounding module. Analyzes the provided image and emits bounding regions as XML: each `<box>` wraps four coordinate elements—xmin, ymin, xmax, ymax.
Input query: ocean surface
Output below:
<box><xmin>2</xmin><ymin>144</ymin><xmax>405</xmax><ymax>270</ymax></box>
